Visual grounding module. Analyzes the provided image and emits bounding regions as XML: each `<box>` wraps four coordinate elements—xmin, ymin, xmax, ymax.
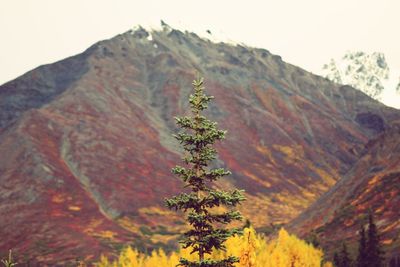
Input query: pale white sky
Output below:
<box><xmin>0</xmin><ymin>0</ymin><xmax>399</xmax><ymax>107</ymax></box>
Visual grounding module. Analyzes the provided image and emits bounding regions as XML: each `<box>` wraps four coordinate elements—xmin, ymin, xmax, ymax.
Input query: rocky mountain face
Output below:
<box><xmin>289</xmin><ymin>126</ymin><xmax>400</xmax><ymax>259</ymax></box>
<box><xmin>322</xmin><ymin>52</ymin><xmax>390</xmax><ymax>100</ymax></box>
<box><xmin>1</xmin><ymin>25</ymin><xmax>399</xmax><ymax>264</ymax></box>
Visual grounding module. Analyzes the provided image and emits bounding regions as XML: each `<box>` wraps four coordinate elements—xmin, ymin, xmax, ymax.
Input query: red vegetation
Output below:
<box><xmin>0</xmin><ymin>28</ymin><xmax>399</xmax><ymax>264</ymax></box>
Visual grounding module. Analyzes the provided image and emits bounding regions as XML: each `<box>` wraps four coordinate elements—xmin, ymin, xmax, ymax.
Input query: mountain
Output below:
<box><xmin>1</xmin><ymin>25</ymin><xmax>399</xmax><ymax>264</ymax></box>
<box><xmin>289</xmin><ymin>125</ymin><xmax>400</xmax><ymax>259</ymax></box>
<box><xmin>397</xmin><ymin>78</ymin><xmax>400</xmax><ymax>93</ymax></box>
<box><xmin>322</xmin><ymin>51</ymin><xmax>390</xmax><ymax>100</ymax></box>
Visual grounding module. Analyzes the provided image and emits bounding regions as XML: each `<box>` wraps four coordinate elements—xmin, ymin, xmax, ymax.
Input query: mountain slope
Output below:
<box><xmin>1</xmin><ymin>26</ymin><xmax>399</xmax><ymax>264</ymax></box>
<box><xmin>289</xmin><ymin>126</ymin><xmax>400</xmax><ymax>258</ymax></box>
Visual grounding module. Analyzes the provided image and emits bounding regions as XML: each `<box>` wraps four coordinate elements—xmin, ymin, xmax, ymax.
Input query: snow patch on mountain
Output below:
<box><xmin>322</xmin><ymin>52</ymin><xmax>400</xmax><ymax>109</ymax></box>
<box><xmin>380</xmin><ymin>69</ymin><xmax>400</xmax><ymax>108</ymax></box>
<box><xmin>130</xmin><ymin>21</ymin><xmax>239</xmax><ymax>46</ymax></box>
<box><xmin>322</xmin><ymin>52</ymin><xmax>389</xmax><ymax>100</ymax></box>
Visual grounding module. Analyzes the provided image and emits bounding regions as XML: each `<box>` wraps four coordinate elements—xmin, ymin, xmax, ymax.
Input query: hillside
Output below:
<box><xmin>289</xmin><ymin>125</ymin><xmax>400</xmax><ymax>259</ymax></box>
<box><xmin>0</xmin><ymin>25</ymin><xmax>399</xmax><ymax>264</ymax></box>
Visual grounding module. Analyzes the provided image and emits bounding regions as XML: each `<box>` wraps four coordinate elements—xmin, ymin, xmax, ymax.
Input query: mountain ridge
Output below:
<box><xmin>289</xmin><ymin>124</ymin><xmax>400</xmax><ymax>258</ymax></box>
<box><xmin>0</xmin><ymin>26</ymin><xmax>399</xmax><ymax>264</ymax></box>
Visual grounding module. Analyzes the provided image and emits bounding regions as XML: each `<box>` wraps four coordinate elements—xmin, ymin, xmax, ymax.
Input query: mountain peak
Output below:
<box><xmin>1</xmin><ymin>27</ymin><xmax>399</xmax><ymax>264</ymax></box>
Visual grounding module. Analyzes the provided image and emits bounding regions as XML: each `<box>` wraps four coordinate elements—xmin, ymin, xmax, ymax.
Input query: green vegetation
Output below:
<box><xmin>365</xmin><ymin>213</ymin><xmax>384</xmax><ymax>267</ymax></box>
<box><xmin>333</xmin><ymin>213</ymin><xmax>384</xmax><ymax>267</ymax></box>
<box><xmin>339</xmin><ymin>243</ymin><xmax>352</xmax><ymax>267</ymax></box>
<box><xmin>1</xmin><ymin>250</ymin><xmax>16</xmax><ymax>267</ymax></box>
<box><xmin>356</xmin><ymin>225</ymin><xmax>367</xmax><ymax>267</ymax></box>
<box><xmin>165</xmin><ymin>77</ymin><xmax>245</xmax><ymax>266</ymax></box>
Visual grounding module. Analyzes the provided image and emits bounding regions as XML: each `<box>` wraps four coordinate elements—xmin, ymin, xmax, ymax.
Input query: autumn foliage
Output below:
<box><xmin>96</xmin><ymin>227</ymin><xmax>331</xmax><ymax>267</ymax></box>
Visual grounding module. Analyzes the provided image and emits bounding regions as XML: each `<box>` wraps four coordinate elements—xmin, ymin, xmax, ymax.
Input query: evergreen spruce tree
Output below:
<box><xmin>366</xmin><ymin>213</ymin><xmax>384</xmax><ymax>267</ymax></box>
<box><xmin>306</xmin><ymin>230</ymin><xmax>320</xmax><ymax>248</ymax></box>
<box><xmin>389</xmin><ymin>256</ymin><xmax>400</xmax><ymax>267</ymax></box>
<box><xmin>356</xmin><ymin>225</ymin><xmax>367</xmax><ymax>267</ymax></box>
<box><xmin>340</xmin><ymin>243</ymin><xmax>352</xmax><ymax>267</ymax></box>
<box><xmin>165</xmin><ymin>77</ymin><xmax>245</xmax><ymax>267</ymax></box>
<box><xmin>334</xmin><ymin>252</ymin><xmax>341</xmax><ymax>267</ymax></box>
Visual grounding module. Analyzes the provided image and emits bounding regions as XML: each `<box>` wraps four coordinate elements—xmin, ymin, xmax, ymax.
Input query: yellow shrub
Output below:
<box><xmin>95</xmin><ymin>228</ymin><xmax>325</xmax><ymax>267</ymax></box>
<box><xmin>322</xmin><ymin>262</ymin><xmax>334</xmax><ymax>267</ymax></box>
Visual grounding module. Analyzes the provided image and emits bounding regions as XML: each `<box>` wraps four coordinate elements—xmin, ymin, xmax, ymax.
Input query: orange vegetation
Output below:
<box><xmin>96</xmin><ymin>227</ymin><xmax>331</xmax><ymax>267</ymax></box>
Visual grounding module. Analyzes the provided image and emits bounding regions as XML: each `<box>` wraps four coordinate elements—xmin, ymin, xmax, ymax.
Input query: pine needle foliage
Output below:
<box><xmin>339</xmin><ymin>243</ymin><xmax>352</xmax><ymax>267</ymax></box>
<box><xmin>165</xmin><ymin>77</ymin><xmax>245</xmax><ymax>267</ymax></box>
<box><xmin>356</xmin><ymin>225</ymin><xmax>367</xmax><ymax>267</ymax></box>
<box><xmin>366</xmin><ymin>213</ymin><xmax>384</xmax><ymax>267</ymax></box>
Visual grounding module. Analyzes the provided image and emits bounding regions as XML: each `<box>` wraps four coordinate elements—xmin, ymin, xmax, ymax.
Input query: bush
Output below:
<box><xmin>96</xmin><ymin>227</ymin><xmax>331</xmax><ymax>267</ymax></box>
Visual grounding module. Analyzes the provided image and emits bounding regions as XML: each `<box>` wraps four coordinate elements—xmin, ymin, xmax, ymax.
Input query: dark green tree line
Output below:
<box><xmin>334</xmin><ymin>213</ymin><xmax>384</xmax><ymax>267</ymax></box>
